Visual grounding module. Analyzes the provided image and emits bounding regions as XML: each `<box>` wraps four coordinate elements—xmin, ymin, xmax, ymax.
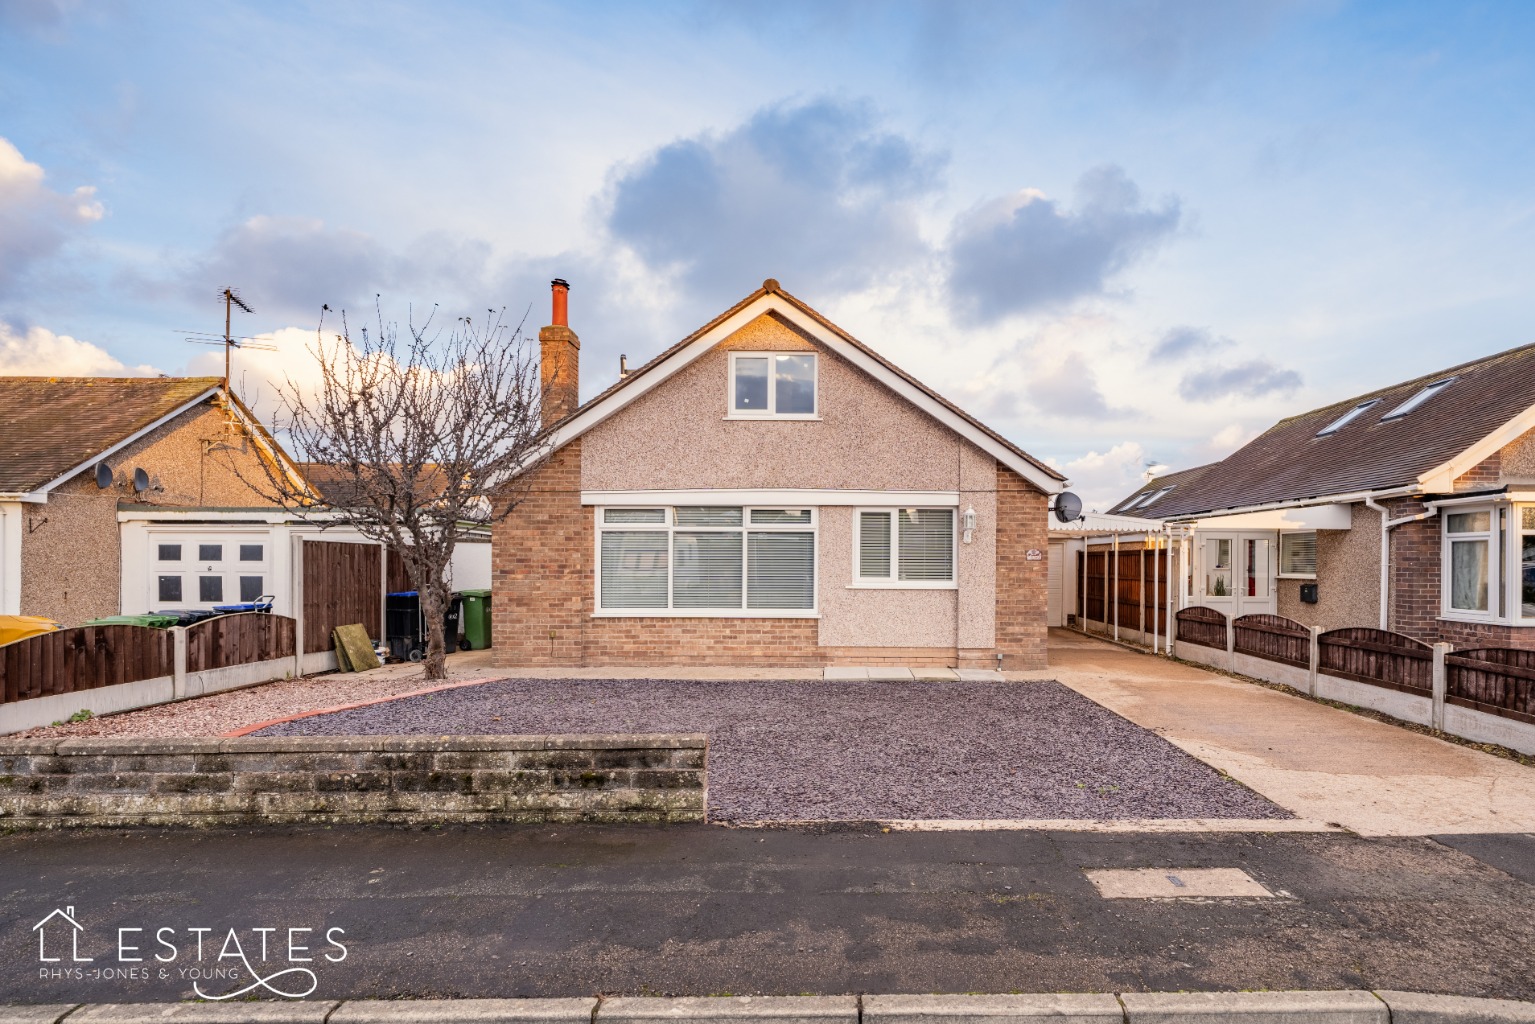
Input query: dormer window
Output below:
<box><xmin>729</xmin><ymin>352</ymin><xmax>817</xmax><ymax>418</ymax></box>
<box><xmin>1382</xmin><ymin>377</ymin><xmax>1457</xmax><ymax>420</ymax></box>
<box><xmin>1317</xmin><ymin>399</ymin><xmax>1379</xmax><ymax>436</ymax></box>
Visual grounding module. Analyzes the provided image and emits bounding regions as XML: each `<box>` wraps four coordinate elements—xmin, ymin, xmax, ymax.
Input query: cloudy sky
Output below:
<box><xmin>3</xmin><ymin>0</ymin><xmax>1534</xmax><ymax>509</ymax></box>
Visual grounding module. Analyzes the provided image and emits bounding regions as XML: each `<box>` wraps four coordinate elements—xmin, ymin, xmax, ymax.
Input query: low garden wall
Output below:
<box><xmin>0</xmin><ymin>733</ymin><xmax>707</xmax><ymax>827</ymax></box>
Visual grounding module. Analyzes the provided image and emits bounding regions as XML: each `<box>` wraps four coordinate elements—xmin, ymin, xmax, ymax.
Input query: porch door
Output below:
<box><xmin>1199</xmin><ymin>532</ymin><xmax>1276</xmax><ymax>619</ymax></box>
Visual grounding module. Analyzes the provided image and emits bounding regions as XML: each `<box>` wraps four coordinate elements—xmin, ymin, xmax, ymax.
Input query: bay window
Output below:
<box><xmin>596</xmin><ymin>507</ymin><xmax>816</xmax><ymax>615</ymax></box>
<box><xmin>1444</xmin><ymin>509</ymin><xmax>1496</xmax><ymax>617</ymax></box>
<box><xmin>854</xmin><ymin>508</ymin><xmax>956</xmax><ymax>587</ymax></box>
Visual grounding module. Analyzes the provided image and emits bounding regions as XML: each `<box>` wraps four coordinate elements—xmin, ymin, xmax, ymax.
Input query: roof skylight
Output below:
<box><xmin>1381</xmin><ymin>377</ymin><xmax>1458</xmax><ymax>420</ymax></box>
<box><xmin>1316</xmin><ymin>400</ymin><xmax>1379</xmax><ymax>437</ymax></box>
<box><xmin>1134</xmin><ymin>485</ymin><xmax>1174</xmax><ymax>509</ymax></box>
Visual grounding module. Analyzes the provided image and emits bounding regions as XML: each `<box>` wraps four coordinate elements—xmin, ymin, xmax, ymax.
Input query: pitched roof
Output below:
<box><xmin>0</xmin><ymin>377</ymin><xmax>223</xmax><ymax>494</ymax></box>
<box><xmin>543</xmin><ymin>281</ymin><xmax>1066</xmax><ymax>490</ymax></box>
<box><xmin>1111</xmin><ymin>342</ymin><xmax>1535</xmax><ymax>519</ymax></box>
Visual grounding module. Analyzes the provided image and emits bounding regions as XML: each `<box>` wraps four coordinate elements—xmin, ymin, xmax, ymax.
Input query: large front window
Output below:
<box><xmin>596</xmin><ymin>507</ymin><xmax>816</xmax><ymax>615</ymax></box>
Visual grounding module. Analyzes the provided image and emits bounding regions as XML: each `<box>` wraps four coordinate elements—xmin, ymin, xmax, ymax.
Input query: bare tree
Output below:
<box><xmin>245</xmin><ymin>304</ymin><xmax>548</xmax><ymax>680</ymax></box>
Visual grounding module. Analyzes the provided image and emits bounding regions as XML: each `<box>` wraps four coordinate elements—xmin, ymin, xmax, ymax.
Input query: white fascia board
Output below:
<box><xmin>31</xmin><ymin>387</ymin><xmax>223</xmax><ymax>496</ymax></box>
<box><xmin>1417</xmin><ymin>404</ymin><xmax>1535</xmax><ymax>492</ymax></box>
<box><xmin>117</xmin><ymin>508</ymin><xmax>318</xmax><ymax>524</ymax></box>
<box><xmin>1185</xmin><ymin>502</ymin><xmax>1355</xmax><ymax>531</ymax></box>
<box><xmin>583</xmin><ymin>489</ymin><xmax>961</xmax><ymax>507</ymax></box>
<box><xmin>543</xmin><ymin>294</ymin><xmax>1064</xmax><ymax>494</ymax></box>
<box><xmin>0</xmin><ymin>491</ymin><xmax>48</xmax><ymax>503</ymax></box>
<box><xmin>1163</xmin><ymin>487</ymin><xmax>1418</xmax><ymax>524</ymax></box>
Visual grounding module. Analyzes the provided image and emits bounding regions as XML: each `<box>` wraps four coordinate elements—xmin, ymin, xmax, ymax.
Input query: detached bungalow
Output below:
<box><xmin>1112</xmin><ymin>343</ymin><xmax>1535</xmax><ymax>649</ymax></box>
<box><xmin>493</xmin><ymin>280</ymin><xmax>1067</xmax><ymax>669</ymax></box>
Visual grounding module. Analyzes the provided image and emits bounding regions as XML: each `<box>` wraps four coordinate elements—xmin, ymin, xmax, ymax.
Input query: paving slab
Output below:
<box><xmin>912</xmin><ymin>668</ymin><xmax>960</xmax><ymax>681</ymax></box>
<box><xmin>333</xmin><ymin>999</ymin><xmax>596</xmax><ymax>1024</ymax></box>
<box><xmin>598</xmin><ymin>996</ymin><xmax>856</xmax><ymax>1024</ymax></box>
<box><xmin>955</xmin><ymin>669</ymin><xmax>1004</xmax><ymax>682</ymax></box>
<box><xmin>866</xmin><ymin>668</ymin><xmax>915</xmax><ymax>681</ymax></box>
<box><xmin>1374</xmin><ymin>992</ymin><xmax>1535</xmax><ymax>1024</ymax></box>
<box><xmin>1084</xmin><ymin>866</ymin><xmax>1276</xmax><ymax>898</ymax></box>
<box><xmin>821</xmin><ymin>667</ymin><xmax>867</xmax><ymax>681</ymax></box>
<box><xmin>69</xmin><ymin>1005</ymin><xmax>339</xmax><ymax>1024</ymax></box>
<box><xmin>863</xmin><ymin>994</ymin><xmax>1122</xmax><ymax>1024</ymax></box>
<box><xmin>1118</xmin><ymin>991</ymin><xmax>1385</xmax><ymax>1024</ymax></box>
<box><xmin>1045</xmin><ymin>632</ymin><xmax>1535</xmax><ymax>836</ymax></box>
<box><xmin>0</xmin><ymin>1008</ymin><xmax>77</xmax><ymax>1024</ymax></box>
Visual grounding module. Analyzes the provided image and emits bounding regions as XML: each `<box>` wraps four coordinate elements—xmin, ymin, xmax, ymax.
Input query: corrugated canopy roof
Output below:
<box><xmin>1112</xmin><ymin>343</ymin><xmax>1535</xmax><ymax>519</ymax></box>
<box><xmin>0</xmin><ymin>376</ymin><xmax>222</xmax><ymax>493</ymax></box>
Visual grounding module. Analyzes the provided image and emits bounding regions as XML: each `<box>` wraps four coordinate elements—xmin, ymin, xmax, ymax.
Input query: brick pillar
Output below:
<box><xmin>492</xmin><ymin>439</ymin><xmax>589</xmax><ymax>666</ymax></box>
<box><xmin>995</xmin><ymin>465</ymin><xmax>1049</xmax><ymax>670</ymax></box>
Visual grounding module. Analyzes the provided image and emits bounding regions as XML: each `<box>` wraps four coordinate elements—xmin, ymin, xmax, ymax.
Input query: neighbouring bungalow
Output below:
<box><xmin>0</xmin><ymin>377</ymin><xmax>390</xmax><ymax>625</ymax></box>
<box><xmin>1109</xmin><ymin>342</ymin><xmax>1535</xmax><ymax>649</ymax></box>
<box><xmin>493</xmin><ymin>279</ymin><xmax>1068</xmax><ymax>670</ymax></box>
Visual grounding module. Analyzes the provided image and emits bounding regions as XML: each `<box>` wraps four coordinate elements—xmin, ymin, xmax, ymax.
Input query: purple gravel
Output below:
<box><xmin>254</xmin><ymin>678</ymin><xmax>1290</xmax><ymax>823</ymax></box>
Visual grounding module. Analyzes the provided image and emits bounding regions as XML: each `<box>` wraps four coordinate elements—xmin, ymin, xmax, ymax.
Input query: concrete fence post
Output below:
<box><xmin>1432</xmin><ymin>642</ymin><xmax>1450</xmax><ymax>732</ymax></box>
<box><xmin>1308</xmin><ymin>626</ymin><xmax>1322</xmax><ymax>698</ymax></box>
<box><xmin>172</xmin><ymin>626</ymin><xmax>188</xmax><ymax>700</ymax></box>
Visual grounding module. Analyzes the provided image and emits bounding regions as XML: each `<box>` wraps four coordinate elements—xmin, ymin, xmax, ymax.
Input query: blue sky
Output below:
<box><xmin>3</xmin><ymin>0</ymin><xmax>1534</xmax><ymax>509</ymax></box>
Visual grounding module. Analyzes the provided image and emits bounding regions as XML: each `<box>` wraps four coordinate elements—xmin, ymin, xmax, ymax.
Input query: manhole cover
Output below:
<box><xmin>1085</xmin><ymin>867</ymin><xmax>1277</xmax><ymax>898</ymax></box>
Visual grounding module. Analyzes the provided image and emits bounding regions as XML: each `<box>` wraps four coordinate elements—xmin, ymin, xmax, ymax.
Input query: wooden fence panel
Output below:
<box><xmin>1445</xmin><ymin>648</ymin><xmax>1535</xmax><ymax>725</ymax></box>
<box><xmin>1080</xmin><ymin>550</ymin><xmax>1107</xmax><ymax>623</ymax></box>
<box><xmin>1175</xmin><ymin>606</ymin><xmax>1227</xmax><ymax>649</ymax></box>
<box><xmin>186</xmin><ymin>614</ymin><xmax>298</xmax><ymax>673</ymax></box>
<box><xmin>1233</xmin><ymin>614</ymin><xmax>1310</xmax><ymax>668</ymax></box>
<box><xmin>1115</xmin><ymin>550</ymin><xmax>1143</xmax><ymax>633</ymax></box>
<box><xmin>1318</xmin><ymin>627</ymin><xmax>1431</xmax><ymax>695</ymax></box>
<box><xmin>1</xmin><ymin>625</ymin><xmax>175</xmax><ymax>705</ymax></box>
<box><xmin>302</xmin><ymin>540</ymin><xmax>382</xmax><ymax>653</ymax></box>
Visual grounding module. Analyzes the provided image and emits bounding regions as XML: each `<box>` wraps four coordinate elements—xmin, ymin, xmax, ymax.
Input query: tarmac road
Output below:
<box><xmin>2</xmin><ymin>824</ymin><xmax>1533</xmax><ymax>1004</ymax></box>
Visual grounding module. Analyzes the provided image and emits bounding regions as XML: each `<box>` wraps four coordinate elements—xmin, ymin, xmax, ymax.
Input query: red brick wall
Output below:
<box><xmin>994</xmin><ymin>466</ymin><xmax>1049</xmax><ymax>670</ymax></box>
<box><xmin>494</xmin><ymin>448</ymin><xmax>1053</xmax><ymax>668</ymax></box>
<box><xmin>1454</xmin><ymin>452</ymin><xmax>1502</xmax><ymax>491</ymax></box>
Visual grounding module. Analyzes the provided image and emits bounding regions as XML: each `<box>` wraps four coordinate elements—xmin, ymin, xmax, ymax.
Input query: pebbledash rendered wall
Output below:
<box><xmin>493</xmin><ymin>312</ymin><xmax>1050</xmax><ymax>670</ymax></box>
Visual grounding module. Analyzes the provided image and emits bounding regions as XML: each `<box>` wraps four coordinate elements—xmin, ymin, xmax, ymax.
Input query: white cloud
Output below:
<box><xmin>183</xmin><ymin>326</ymin><xmax>332</xmax><ymax>424</ymax></box>
<box><xmin>0</xmin><ymin>136</ymin><xmax>104</xmax><ymax>298</ymax></box>
<box><xmin>1047</xmin><ymin>440</ymin><xmax>1154</xmax><ymax>513</ymax></box>
<box><xmin>0</xmin><ymin>321</ymin><xmax>158</xmax><ymax>376</ymax></box>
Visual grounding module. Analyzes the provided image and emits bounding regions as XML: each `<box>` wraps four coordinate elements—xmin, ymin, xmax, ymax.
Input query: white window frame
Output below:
<box><xmin>1440</xmin><ymin>505</ymin><xmax>1499</xmax><ymax>623</ymax></box>
<box><xmin>1277</xmin><ymin>530</ymin><xmax>1318</xmax><ymax>580</ymax></box>
<box><xmin>850</xmin><ymin>507</ymin><xmax>958</xmax><ymax>590</ymax></box>
<box><xmin>593</xmin><ymin>506</ymin><xmax>819</xmax><ymax>618</ymax></box>
<box><xmin>1517</xmin><ymin>505</ymin><xmax>1535</xmax><ymax>623</ymax></box>
<box><xmin>726</xmin><ymin>351</ymin><xmax>820</xmax><ymax>420</ymax></box>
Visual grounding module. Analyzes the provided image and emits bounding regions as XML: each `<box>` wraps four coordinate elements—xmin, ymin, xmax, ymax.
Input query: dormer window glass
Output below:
<box><xmin>1317</xmin><ymin>400</ymin><xmax>1379</xmax><ymax>436</ymax></box>
<box><xmin>729</xmin><ymin>352</ymin><xmax>817</xmax><ymax>418</ymax></box>
<box><xmin>1382</xmin><ymin>377</ymin><xmax>1457</xmax><ymax>420</ymax></box>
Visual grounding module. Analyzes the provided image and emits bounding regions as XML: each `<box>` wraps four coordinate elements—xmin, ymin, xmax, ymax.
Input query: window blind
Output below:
<box><xmin>859</xmin><ymin>511</ymin><xmax>892</xmax><ymax>578</ymax></box>
<box><xmin>748</xmin><ymin>531</ymin><xmax>815</xmax><ymax>609</ymax></box>
<box><xmin>674</xmin><ymin>506</ymin><xmax>743</xmax><ymax>527</ymax></box>
<box><xmin>673</xmin><ymin>532</ymin><xmax>744</xmax><ymax>608</ymax></box>
<box><xmin>1280</xmin><ymin>533</ymin><xmax>1317</xmax><ymax>576</ymax></box>
<box><xmin>600</xmin><ymin>531</ymin><xmax>669</xmax><ymax>608</ymax></box>
<box><xmin>897</xmin><ymin>508</ymin><xmax>954</xmax><ymax>581</ymax></box>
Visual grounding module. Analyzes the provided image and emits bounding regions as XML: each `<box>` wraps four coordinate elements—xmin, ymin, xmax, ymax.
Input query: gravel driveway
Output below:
<box><xmin>255</xmin><ymin>678</ymin><xmax>1289</xmax><ymax>823</ymax></box>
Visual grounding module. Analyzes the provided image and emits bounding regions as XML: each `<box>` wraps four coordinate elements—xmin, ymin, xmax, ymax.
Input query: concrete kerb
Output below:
<box><xmin>8</xmin><ymin>994</ymin><xmax>1535</xmax><ymax>1024</ymax></box>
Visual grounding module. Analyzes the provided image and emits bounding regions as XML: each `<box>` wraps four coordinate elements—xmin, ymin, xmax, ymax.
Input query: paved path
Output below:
<box><xmin>2</xmin><ymin>825</ymin><xmax>1532</xmax><ymax>1003</ymax></box>
<box><xmin>1035</xmin><ymin>632</ymin><xmax>1535</xmax><ymax>836</ymax></box>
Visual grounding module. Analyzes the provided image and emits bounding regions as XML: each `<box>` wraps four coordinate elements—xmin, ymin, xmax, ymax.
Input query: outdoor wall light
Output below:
<box><xmin>962</xmin><ymin>505</ymin><xmax>977</xmax><ymax>544</ymax></box>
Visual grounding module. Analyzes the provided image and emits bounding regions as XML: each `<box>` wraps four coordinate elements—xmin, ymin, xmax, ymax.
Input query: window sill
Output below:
<box><xmin>1438</xmin><ymin>612</ymin><xmax>1535</xmax><ymax>627</ymax></box>
<box><xmin>723</xmin><ymin>414</ymin><xmax>822</xmax><ymax>422</ymax></box>
<box><xmin>846</xmin><ymin>581</ymin><xmax>958</xmax><ymax>591</ymax></box>
<box><xmin>592</xmin><ymin>609</ymin><xmax>819</xmax><ymax>619</ymax></box>
<box><xmin>1277</xmin><ymin>573</ymin><xmax>1317</xmax><ymax>580</ymax></box>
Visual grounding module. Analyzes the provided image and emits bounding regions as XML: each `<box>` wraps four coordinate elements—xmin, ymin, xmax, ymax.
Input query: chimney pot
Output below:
<box><xmin>550</xmin><ymin>278</ymin><xmax>570</xmax><ymax>327</ymax></box>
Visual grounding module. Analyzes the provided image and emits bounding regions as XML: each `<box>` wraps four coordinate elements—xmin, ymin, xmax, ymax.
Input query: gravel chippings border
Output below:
<box><xmin>254</xmin><ymin>677</ymin><xmax>1292</xmax><ymax>823</ymax></box>
<box><xmin>10</xmin><ymin>665</ymin><xmax>494</xmax><ymax>740</ymax></box>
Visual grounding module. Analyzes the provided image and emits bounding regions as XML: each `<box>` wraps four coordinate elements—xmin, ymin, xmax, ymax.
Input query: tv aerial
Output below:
<box><xmin>180</xmin><ymin>287</ymin><xmax>275</xmax><ymax>391</ymax></box>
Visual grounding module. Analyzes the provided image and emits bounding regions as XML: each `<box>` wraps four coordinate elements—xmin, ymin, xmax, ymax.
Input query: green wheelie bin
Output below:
<box><xmin>458</xmin><ymin>589</ymin><xmax>492</xmax><ymax>650</ymax></box>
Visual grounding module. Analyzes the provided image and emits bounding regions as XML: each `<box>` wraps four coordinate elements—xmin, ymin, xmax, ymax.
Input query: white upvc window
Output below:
<box><xmin>853</xmin><ymin>508</ymin><xmax>956</xmax><ymax>588</ymax></box>
<box><xmin>1442</xmin><ymin>507</ymin><xmax>1498</xmax><ymax>620</ymax></box>
<box><xmin>727</xmin><ymin>352</ymin><xmax>818</xmax><ymax>419</ymax></box>
<box><xmin>1278</xmin><ymin>531</ymin><xmax>1318</xmax><ymax>579</ymax></box>
<box><xmin>1518</xmin><ymin>507</ymin><xmax>1535</xmax><ymax>621</ymax></box>
<box><xmin>595</xmin><ymin>506</ymin><xmax>817</xmax><ymax>617</ymax></box>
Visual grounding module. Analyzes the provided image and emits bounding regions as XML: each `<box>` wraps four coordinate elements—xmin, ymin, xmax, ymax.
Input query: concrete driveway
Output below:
<box><xmin>1033</xmin><ymin>630</ymin><xmax>1535</xmax><ymax>837</ymax></box>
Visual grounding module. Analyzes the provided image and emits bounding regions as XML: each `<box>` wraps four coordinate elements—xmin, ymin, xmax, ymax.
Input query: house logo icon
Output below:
<box><xmin>34</xmin><ymin>906</ymin><xmax>93</xmax><ymax>963</ymax></box>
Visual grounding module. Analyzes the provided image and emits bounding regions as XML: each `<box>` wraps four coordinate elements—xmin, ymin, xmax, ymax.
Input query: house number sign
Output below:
<box><xmin>1025</xmin><ymin>549</ymin><xmax>1044</xmax><ymax>560</ymax></box>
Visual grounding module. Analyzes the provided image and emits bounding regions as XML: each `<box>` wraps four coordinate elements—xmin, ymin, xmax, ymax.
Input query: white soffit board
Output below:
<box><xmin>1190</xmin><ymin>503</ymin><xmax>1354</xmax><ymax>531</ymax></box>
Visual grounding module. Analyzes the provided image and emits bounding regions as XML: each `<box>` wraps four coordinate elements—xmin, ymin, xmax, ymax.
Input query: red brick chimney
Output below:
<box><xmin>539</xmin><ymin>278</ymin><xmax>579</xmax><ymax>426</ymax></box>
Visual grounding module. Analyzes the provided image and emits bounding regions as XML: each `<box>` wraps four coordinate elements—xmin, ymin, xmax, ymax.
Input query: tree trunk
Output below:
<box><xmin>419</xmin><ymin>577</ymin><xmax>451</xmax><ymax>681</ymax></box>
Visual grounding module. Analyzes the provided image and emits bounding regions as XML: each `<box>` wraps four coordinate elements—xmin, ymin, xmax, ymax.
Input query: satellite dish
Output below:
<box><xmin>133</xmin><ymin>468</ymin><xmax>150</xmax><ymax>492</ymax></box>
<box><xmin>94</xmin><ymin>463</ymin><xmax>114</xmax><ymax>489</ymax></box>
<box><xmin>1053</xmin><ymin>491</ymin><xmax>1083</xmax><ymax>524</ymax></box>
